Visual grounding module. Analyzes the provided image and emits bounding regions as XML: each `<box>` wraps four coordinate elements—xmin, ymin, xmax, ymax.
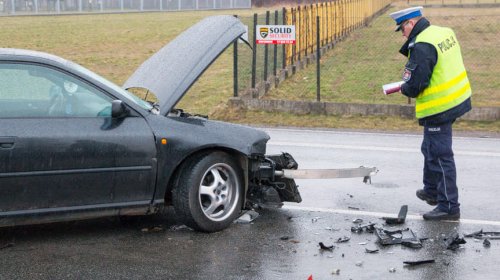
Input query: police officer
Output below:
<box><xmin>390</xmin><ymin>6</ymin><xmax>472</xmax><ymax>220</ymax></box>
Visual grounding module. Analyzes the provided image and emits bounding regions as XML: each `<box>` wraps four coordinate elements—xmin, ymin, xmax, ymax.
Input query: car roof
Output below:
<box><xmin>0</xmin><ymin>48</ymin><xmax>70</xmax><ymax>66</ymax></box>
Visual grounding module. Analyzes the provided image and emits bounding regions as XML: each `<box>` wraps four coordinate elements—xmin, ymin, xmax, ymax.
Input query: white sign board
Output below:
<box><xmin>256</xmin><ymin>25</ymin><xmax>296</xmax><ymax>44</ymax></box>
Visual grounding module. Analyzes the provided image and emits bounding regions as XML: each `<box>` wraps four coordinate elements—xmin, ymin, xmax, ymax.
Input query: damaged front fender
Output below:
<box><xmin>246</xmin><ymin>153</ymin><xmax>302</xmax><ymax>208</ymax></box>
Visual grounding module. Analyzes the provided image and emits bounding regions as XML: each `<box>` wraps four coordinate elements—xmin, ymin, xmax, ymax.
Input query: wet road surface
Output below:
<box><xmin>1</xmin><ymin>128</ymin><xmax>499</xmax><ymax>279</ymax></box>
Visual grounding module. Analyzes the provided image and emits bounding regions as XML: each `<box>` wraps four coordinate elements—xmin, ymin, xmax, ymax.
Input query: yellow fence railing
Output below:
<box><xmin>284</xmin><ymin>0</ymin><xmax>392</xmax><ymax>66</ymax></box>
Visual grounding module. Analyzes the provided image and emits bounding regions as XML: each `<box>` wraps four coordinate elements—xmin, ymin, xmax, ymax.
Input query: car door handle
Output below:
<box><xmin>0</xmin><ymin>137</ymin><xmax>16</xmax><ymax>149</ymax></box>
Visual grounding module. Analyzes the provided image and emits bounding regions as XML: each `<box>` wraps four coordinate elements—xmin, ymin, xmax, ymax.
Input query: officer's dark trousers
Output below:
<box><xmin>421</xmin><ymin>121</ymin><xmax>460</xmax><ymax>214</ymax></box>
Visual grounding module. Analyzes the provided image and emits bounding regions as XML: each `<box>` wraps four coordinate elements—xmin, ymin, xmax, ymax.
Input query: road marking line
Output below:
<box><xmin>283</xmin><ymin>205</ymin><xmax>500</xmax><ymax>226</ymax></box>
<box><xmin>269</xmin><ymin>141</ymin><xmax>500</xmax><ymax>157</ymax></box>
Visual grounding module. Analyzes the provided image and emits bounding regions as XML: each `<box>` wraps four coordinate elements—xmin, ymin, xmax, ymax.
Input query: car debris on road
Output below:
<box><xmin>464</xmin><ymin>229</ymin><xmax>500</xmax><ymax>239</ymax></box>
<box><xmin>403</xmin><ymin>259</ymin><xmax>436</xmax><ymax>266</ymax></box>
<box><xmin>382</xmin><ymin>205</ymin><xmax>408</xmax><ymax>225</ymax></box>
<box><xmin>351</xmin><ymin>222</ymin><xmax>376</xmax><ymax>233</ymax></box>
<box><xmin>234</xmin><ymin>210</ymin><xmax>260</xmax><ymax>224</ymax></box>
<box><xmin>375</xmin><ymin>227</ymin><xmax>423</xmax><ymax>249</ymax></box>
<box><xmin>318</xmin><ymin>242</ymin><xmax>335</xmax><ymax>251</ymax></box>
<box><xmin>444</xmin><ymin>231</ymin><xmax>467</xmax><ymax>251</ymax></box>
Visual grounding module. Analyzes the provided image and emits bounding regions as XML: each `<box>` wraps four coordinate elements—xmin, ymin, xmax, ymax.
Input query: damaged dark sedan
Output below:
<box><xmin>0</xmin><ymin>16</ymin><xmax>301</xmax><ymax>232</ymax></box>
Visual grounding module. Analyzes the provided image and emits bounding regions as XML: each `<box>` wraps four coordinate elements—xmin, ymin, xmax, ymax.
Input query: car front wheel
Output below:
<box><xmin>172</xmin><ymin>152</ymin><xmax>243</xmax><ymax>232</ymax></box>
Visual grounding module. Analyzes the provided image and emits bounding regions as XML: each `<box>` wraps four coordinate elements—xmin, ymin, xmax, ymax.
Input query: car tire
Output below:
<box><xmin>172</xmin><ymin>151</ymin><xmax>243</xmax><ymax>232</ymax></box>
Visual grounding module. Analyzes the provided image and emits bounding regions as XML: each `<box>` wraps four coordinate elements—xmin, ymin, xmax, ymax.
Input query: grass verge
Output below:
<box><xmin>0</xmin><ymin>7</ymin><xmax>498</xmax><ymax>134</ymax></box>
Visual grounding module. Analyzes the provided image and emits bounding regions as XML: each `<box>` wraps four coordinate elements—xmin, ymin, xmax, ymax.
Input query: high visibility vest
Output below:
<box><xmin>412</xmin><ymin>25</ymin><xmax>472</xmax><ymax>119</ymax></box>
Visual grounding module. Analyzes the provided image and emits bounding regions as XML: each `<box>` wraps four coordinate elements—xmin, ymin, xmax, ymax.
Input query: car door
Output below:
<box><xmin>0</xmin><ymin>62</ymin><xmax>157</xmax><ymax>216</ymax></box>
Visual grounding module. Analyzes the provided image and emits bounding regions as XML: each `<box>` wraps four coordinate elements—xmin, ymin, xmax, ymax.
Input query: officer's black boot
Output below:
<box><xmin>416</xmin><ymin>189</ymin><xmax>438</xmax><ymax>206</ymax></box>
<box><xmin>423</xmin><ymin>207</ymin><xmax>460</xmax><ymax>220</ymax></box>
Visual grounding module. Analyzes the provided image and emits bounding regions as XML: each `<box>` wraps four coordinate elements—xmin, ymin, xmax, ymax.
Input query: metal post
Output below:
<box><xmin>196</xmin><ymin>0</ymin><xmax>198</xmax><ymax>10</ymax></box>
<box><xmin>273</xmin><ymin>10</ymin><xmax>278</xmax><ymax>82</ymax></box>
<box><xmin>178</xmin><ymin>0</ymin><xmax>181</xmax><ymax>10</ymax></box>
<box><xmin>10</xmin><ymin>0</ymin><xmax>14</xmax><ymax>14</ymax></box>
<box><xmin>282</xmin><ymin>7</ymin><xmax>287</xmax><ymax>72</ymax></box>
<box><xmin>304</xmin><ymin>6</ymin><xmax>309</xmax><ymax>60</ymax></box>
<box><xmin>121</xmin><ymin>0</ymin><xmax>124</xmax><ymax>11</ymax></box>
<box><xmin>233</xmin><ymin>15</ymin><xmax>239</xmax><ymax>97</ymax></box>
<box><xmin>292</xmin><ymin>6</ymin><xmax>298</xmax><ymax>64</ymax></box>
<box><xmin>325</xmin><ymin>1</ymin><xmax>329</xmax><ymax>46</ymax></box>
<box><xmin>160</xmin><ymin>0</ymin><xmax>162</xmax><ymax>11</ymax></box>
<box><xmin>140</xmin><ymin>0</ymin><xmax>144</xmax><ymax>11</ymax></box>
<box><xmin>35</xmin><ymin>0</ymin><xmax>39</xmax><ymax>13</ymax></box>
<box><xmin>251</xmin><ymin>13</ymin><xmax>257</xmax><ymax>90</ymax></box>
<box><xmin>316</xmin><ymin>15</ymin><xmax>320</xmax><ymax>102</ymax></box>
<box><xmin>264</xmin><ymin>11</ymin><xmax>270</xmax><ymax>86</ymax></box>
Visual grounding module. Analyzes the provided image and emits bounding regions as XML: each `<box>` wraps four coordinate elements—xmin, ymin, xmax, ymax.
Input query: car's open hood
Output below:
<box><xmin>123</xmin><ymin>15</ymin><xmax>246</xmax><ymax>114</ymax></box>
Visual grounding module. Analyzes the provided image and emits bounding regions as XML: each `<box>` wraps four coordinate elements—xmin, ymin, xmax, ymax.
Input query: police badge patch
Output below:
<box><xmin>402</xmin><ymin>62</ymin><xmax>416</xmax><ymax>82</ymax></box>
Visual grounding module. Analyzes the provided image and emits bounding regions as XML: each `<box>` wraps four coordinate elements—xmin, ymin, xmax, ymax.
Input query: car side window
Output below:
<box><xmin>0</xmin><ymin>63</ymin><xmax>113</xmax><ymax>118</ymax></box>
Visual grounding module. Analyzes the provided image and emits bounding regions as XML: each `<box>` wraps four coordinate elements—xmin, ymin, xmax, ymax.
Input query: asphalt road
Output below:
<box><xmin>1</xmin><ymin>127</ymin><xmax>499</xmax><ymax>280</ymax></box>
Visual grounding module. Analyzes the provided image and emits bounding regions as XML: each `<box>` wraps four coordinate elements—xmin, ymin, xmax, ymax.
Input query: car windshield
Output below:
<box><xmin>70</xmin><ymin>62</ymin><xmax>153</xmax><ymax>111</ymax></box>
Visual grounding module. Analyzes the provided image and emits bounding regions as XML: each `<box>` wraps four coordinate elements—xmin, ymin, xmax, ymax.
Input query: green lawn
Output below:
<box><xmin>265</xmin><ymin>7</ymin><xmax>500</xmax><ymax>107</ymax></box>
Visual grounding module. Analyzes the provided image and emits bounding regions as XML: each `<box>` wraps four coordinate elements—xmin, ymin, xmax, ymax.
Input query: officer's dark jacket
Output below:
<box><xmin>399</xmin><ymin>18</ymin><xmax>471</xmax><ymax>126</ymax></box>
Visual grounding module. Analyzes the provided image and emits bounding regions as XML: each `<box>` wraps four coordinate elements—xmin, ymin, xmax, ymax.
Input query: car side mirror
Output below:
<box><xmin>111</xmin><ymin>100</ymin><xmax>129</xmax><ymax>118</ymax></box>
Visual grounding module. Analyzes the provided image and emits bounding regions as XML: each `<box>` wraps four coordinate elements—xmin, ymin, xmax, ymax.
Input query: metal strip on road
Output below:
<box><xmin>275</xmin><ymin>167</ymin><xmax>377</xmax><ymax>179</ymax></box>
<box><xmin>284</xmin><ymin>205</ymin><xmax>500</xmax><ymax>226</ymax></box>
<box><xmin>269</xmin><ymin>141</ymin><xmax>500</xmax><ymax>157</ymax></box>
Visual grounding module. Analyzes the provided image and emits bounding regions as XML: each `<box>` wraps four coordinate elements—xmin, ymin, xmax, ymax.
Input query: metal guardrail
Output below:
<box><xmin>0</xmin><ymin>0</ymin><xmax>251</xmax><ymax>15</ymax></box>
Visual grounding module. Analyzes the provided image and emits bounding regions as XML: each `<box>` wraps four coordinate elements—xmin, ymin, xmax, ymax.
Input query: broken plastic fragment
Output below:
<box><xmin>444</xmin><ymin>232</ymin><xmax>466</xmax><ymax>251</ymax></box>
<box><xmin>336</xmin><ymin>236</ymin><xmax>351</xmax><ymax>243</ymax></box>
<box><xmin>235</xmin><ymin>210</ymin><xmax>259</xmax><ymax>224</ymax></box>
<box><xmin>331</xmin><ymin>269</ymin><xmax>340</xmax><ymax>275</ymax></box>
<box><xmin>351</xmin><ymin>223</ymin><xmax>376</xmax><ymax>233</ymax></box>
<box><xmin>403</xmin><ymin>259</ymin><xmax>435</xmax><ymax>266</ymax></box>
<box><xmin>484</xmin><ymin>238</ymin><xmax>491</xmax><ymax>247</ymax></box>
<box><xmin>365</xmin><ymin>248</ymin><xmax>379</xmax><ymax>253</ymax></box>
<box><xmin>170</xmin><ymin>224</ymin><xmax>191</xmax><ymax>231</ymax></box>
<box><xmin>353</xmin><ymin>218</ymin><xmax>363</xmax><ymax>224</ymax></box>
<box><xmin>464</xmin><ymin>229</ymin><xmax>500</xmax><ymax>239</ymax></box>
<box><xmin>325</xmin><ymin>227</ymin><xmax>340</xmax><ymax>231</ymax></box>
<box><xmin>375</xmin><ymin>227</ymin><xmax>422</xmax><ymax>248</ymax></box>
<box><xmin>319</xmin><ymin>242</ymin><xmax>334</xmax><ymax>251</ymax></box>
<box><xmin>382</xmin><ymin>205</ymin><xmax>408</xmax><ymax>225</ymax></box>
<box><xmin>389</xmin><ymin>268</ymin><xmax>396</xmax><ymax>273</ymax></box>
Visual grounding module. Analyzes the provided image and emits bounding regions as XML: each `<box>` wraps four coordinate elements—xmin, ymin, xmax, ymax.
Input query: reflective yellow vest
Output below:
<box><xmin>412</xmin><ymin>25</ymin><xmax>472</xmax><ymax>119</ymax></box>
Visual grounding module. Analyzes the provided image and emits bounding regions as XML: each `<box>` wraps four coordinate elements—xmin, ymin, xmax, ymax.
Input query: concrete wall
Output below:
<box><xmin>229</xmin><ymin>97</ymin><xmax>500</xmax><ymax>121</ymax></box>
